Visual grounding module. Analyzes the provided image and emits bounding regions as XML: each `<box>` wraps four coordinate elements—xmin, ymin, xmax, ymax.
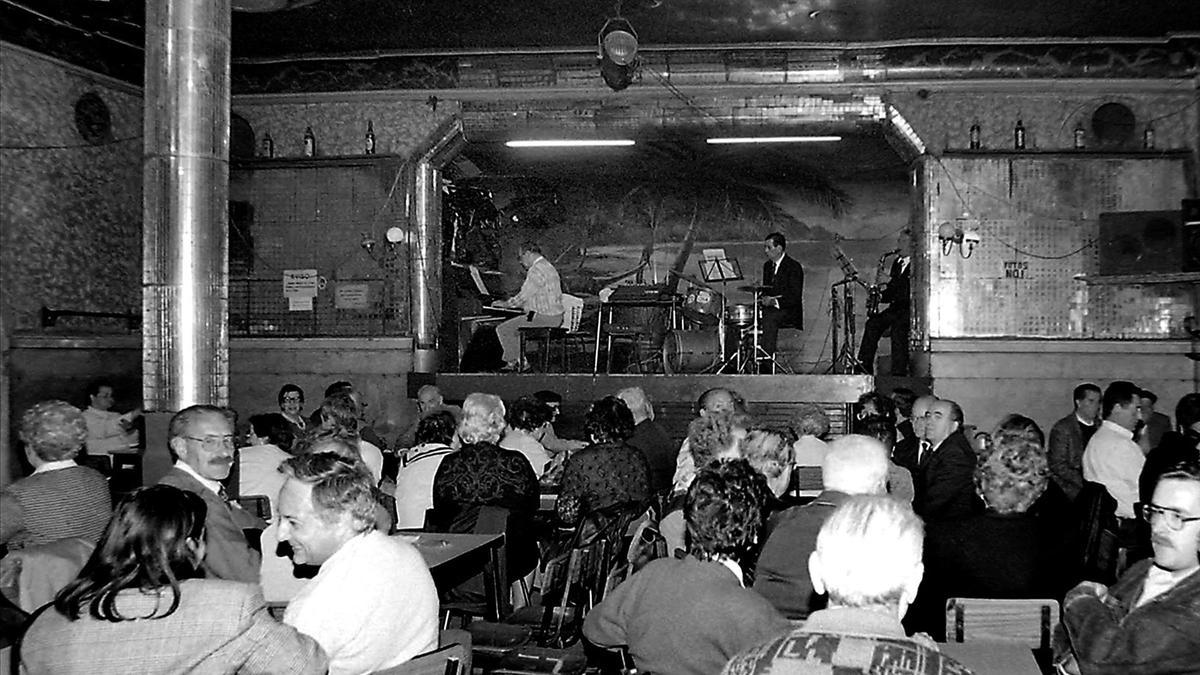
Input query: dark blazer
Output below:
<box><xmin>0</xmin><ymin>465</ymin><xmax>111</xmax><ymax>549</ymax></box>
<box><xmin>762</xmin><ymin>254</ymin><xmax>804</xmax><ymax>329</ymax></box>
<box><xmin>20</xmin><ymin>579</ymin><xmax>327</xmax><ymax>674</ymax></box>
<box><xmin>753</xmin><ymin>490</ymin><xmax>851</xmax><ymax>619</ymax></box>
<box><xmin>912</xmin><ymin>430</ymin><xmax>982</xmax><ymax>523</ymax></box>
<box><xmin>627</xmin><ymin>419</ymin><xmax>677</xmax><ymax>495</ymax></box>
<box><xmin>1049</xmin><ymin>413</ymin><xmax>1091</xmax><ymax>502</ymax></box>
<box><xmin>880</xmin><ymin>257</ymin><xmax>911</xmax><ymax>309</ymax></box>
<box><xmin>158</xmin><ymin>468</ymin><xmax>263</xmax><ymax>583</ymax></box>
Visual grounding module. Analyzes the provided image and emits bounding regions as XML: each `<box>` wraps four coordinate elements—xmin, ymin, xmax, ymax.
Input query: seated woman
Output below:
<box><xmin>20</xmin><ymin>485</ymin><xmax>326</xmax><ymax>674</ymax></box>
<box><xmin>394</xmin><ymin>410</ymin><xmax>457</xmax><ymax>529</ymax></box>
<box><xmin>1</xmin><ymin>400</ymin><xmax>111</xmax><ymax>549</ymax></box>
<box><xmin>500</xmin><ymin>395</ymin><xmax>554</xmax><ymax>479</ymax></box>
<box><xmin>556</xmin><ymin>396</ymin><xmax>652</xmax><ymax>527</ymax></box>
<box><xmin>905</xmin><ymin>413</ymin><xmax>1055</xmax><ymax>639</ymax></box>
<box><xmin>660</xmin><ymin>410</ymin><xmax>751</xmax><ymax>554</ymax></box>
<box><xmin>432</xmin><ymin>393</ymin><xmax>539</xmax><ymax>583</ymax></box>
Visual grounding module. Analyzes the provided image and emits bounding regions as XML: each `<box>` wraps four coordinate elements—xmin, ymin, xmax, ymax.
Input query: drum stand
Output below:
<box><xmin>744</xmin><ymin>287</ymin><xmax>792</xmax><ymax>375</ymax></box>
<box><xmin>828</xmin><ymin>277</ymin><xmax>865</xmax><ymax>374</ymax></box>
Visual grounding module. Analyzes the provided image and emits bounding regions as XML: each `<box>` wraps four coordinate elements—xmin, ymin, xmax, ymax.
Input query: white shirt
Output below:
<box><xmin>81</xmin><ymin>406</ymin><xmax>137</xmax><ymax>455</ymax></box>
<box><xmin>174</xmin><ymin>459</ymin><xmax>223</xmax><ymax>496</ymax></box>
<box><xmin>394</xmin><ymin>443</ymin><xmax>453</xmax><ymax>529</ymax></box>
<box><xmin>1082</xmin><ymin>420</ymin><xmax>1144</xmax><ymax>518</ymax></box>
<box><xmin>500</xmin><ymin>429</ymin><xmax>552</xmax><ymax>478</ymax></box>
<box><xmin>1137</xmin><ymin>565</ymin><xmax>1199</xmax><ymax>608</ymax></box>
<box><xmin>284</xmin><ymin>531</ymin><xmax>439</xmax><ymax>675</ymax></box>
<box><xmin>792</xmin><ymin>435</ymin><xmax>829</xmax><ymax>468</ymax></box>
<box><xmin>237</xmin><ymin>443</ymin><xmax>291</xmax><ymax>511</ymax></box>
<box><xmin>32</xmin><ymin>459</ymin><xmax>77</xmax><ymax>475</ymax></box>
<box><xmin>359</xmin><ymin>439</ymin><xmax>384</xmax><ymax>486</ymax></box>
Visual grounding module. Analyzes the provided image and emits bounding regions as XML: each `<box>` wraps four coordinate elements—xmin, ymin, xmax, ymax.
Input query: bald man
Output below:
<box><xmin>891</xmin><ymin>395</ymin><xmax>936</xmax><ymax>474</ymax></box>
<box><xmin>912</xmin><ymin>399</ymin><xmax>982</xmax><ymax>523</ymax></box>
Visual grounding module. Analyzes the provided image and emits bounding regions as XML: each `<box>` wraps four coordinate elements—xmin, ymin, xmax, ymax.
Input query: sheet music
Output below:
<box><xmin>468</xmin><ymin>265</ymin><xmax>490</xmax><ymax>296</ymax></box>
<box><xmin>700</xmin><ymin>249</ymin><xmax>739</xmax><ymax>281</ymax></box>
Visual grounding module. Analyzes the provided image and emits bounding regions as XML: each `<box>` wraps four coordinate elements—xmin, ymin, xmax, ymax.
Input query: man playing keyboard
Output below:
<box><xmin>493</xmin><ymin>240</ymin><xmax>564</xmax><ymax>371</ymax></box>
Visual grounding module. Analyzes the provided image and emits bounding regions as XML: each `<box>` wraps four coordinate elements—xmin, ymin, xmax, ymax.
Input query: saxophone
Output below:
<box><xmin>866</xmin><ymin>249</ymin><xmax>900</xmax><ymax>317</ymax></box>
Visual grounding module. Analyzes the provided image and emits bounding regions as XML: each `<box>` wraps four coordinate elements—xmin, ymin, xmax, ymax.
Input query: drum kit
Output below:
<box><xmin>663</xmin><ymin>272</ymin><xmax>789</xmax><ymax>374</ymax></box>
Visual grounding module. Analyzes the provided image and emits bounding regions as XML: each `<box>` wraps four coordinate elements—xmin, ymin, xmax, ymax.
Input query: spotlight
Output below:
<box><xmin>598</xmin><ymin>17</ymin><xmax>639</xmax><ymax>91</ymax></box>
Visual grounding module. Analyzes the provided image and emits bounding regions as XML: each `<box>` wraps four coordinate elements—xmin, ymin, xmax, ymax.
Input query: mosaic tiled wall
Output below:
<box><xmin>0</xmin><ymin>44</ymin><xmax>142</xmax><ymax>333</ymax></box>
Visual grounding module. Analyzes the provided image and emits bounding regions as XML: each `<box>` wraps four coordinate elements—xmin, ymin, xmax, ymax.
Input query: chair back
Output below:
<box><xmin>371</xmin><ymin>642</ymin><xmax>466</xmax><ymax>675</ymax></box>
<box><xmin>235</xmin><ymin>495</ymin><xmax>272</xmax><ymax>521</ymax></box>
<box><xmin>561</xmin><ymin>294</ymin><xmax>584</xmax><ymax>332</ymax></box>
<box><xmin>1074</xmin><ymin>481</ymin><xmax>1120</xmax><ymax>583</ymax></box>
<box><xmin>792</xmin><ymin>465</ymin><xmax>824</xmax><ymax>497</ymax></box>
<box><xmin>944</xmin><ymin>597</ymin><xmax>1060</xmax><ymax>650</ymax></box>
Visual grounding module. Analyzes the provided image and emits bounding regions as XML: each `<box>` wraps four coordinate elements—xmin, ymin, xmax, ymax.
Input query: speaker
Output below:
<box><xmin>1184</xmin><ymin>199</ymin><xmax>1200</xmax><ymax>273</ymax></box>
<box><xmin>1098</xmin><ymin>210</ymin><xmax>1182</xmax><ymax>276</ymax></box>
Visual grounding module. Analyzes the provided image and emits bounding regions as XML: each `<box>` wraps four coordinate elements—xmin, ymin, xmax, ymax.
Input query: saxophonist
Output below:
<box><xmin>858</xmin><ymin>229</ymin><xmax>912</xmax><ymax>375</ymax></box>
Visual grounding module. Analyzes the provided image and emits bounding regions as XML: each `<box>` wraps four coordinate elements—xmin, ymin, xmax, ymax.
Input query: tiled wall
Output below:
<box><xmin>0</xmin><ymin>44</ymin><xmax>143</xmax><ymax>332</ymax></box>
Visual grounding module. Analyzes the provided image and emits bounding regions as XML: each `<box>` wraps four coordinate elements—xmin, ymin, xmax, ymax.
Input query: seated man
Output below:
<box><xmin>583</xmin><ymin>459</ymin><xmax>789</xmax><ymax>675</ymax></box>
<box><xmin>158</xmin><ymin>404</ymin><xmax>264</xmax><ymax>583</ymax></box>
<box><xmin>725</xmin><ymin>495</ymin><xmax>970</xmax><ymax>675</ymax></box>
<box><xmin>753</xmin><ymin>435</ymin><xmax>890</xmax><ymax>619</ymax></box>
<box><xmin>1</xmin><ymin>400</ymin><xmax>112</xmax><ymax>549</ymax></box>
<box><xmin>617</xmin><ymin>386</ymin><xmax>676</xmax><ymax>495</ymax></box>
<box><xmin>80</xmin><ymin>378</ymin><xmax>141</xmax><ymax>455</ymax></box>
<box><xmin>279</xmin><ymin>452</ymin><xmax>439</xmax><ymax>675</ymax></box>
<box><xmin>1054</xmin><ymin>460</ymin><xmax>1200</xmax><ymax>674</ymax></box>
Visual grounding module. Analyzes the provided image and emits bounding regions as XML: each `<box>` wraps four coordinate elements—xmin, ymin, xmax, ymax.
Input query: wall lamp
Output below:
<box><xmin>938</xmin><ymin>221</ymin><xmax>981</xmax><ymax>258</ymax></box>
<box><xmin>598</xmin><ymin>16</ymin><xmax>639</xmax><ymax>91</ymax></box>
<box><xmin>361</xmin><ymin>227</ymin><xmax>405</xmax><ymax>264</ymax></box>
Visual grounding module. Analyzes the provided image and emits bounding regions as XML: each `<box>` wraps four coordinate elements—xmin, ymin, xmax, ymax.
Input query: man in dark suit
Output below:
<box><xmin>159</xmin><ymin>404</ymin><xmax>264</xmax><ymax>583</ymax></box>
<box><xmin>617</xmin><ymin>386</ymin><xmax>677</xmax><ymax>494</ymax></box>
<box><xmin>912</xmin><ymin>399</ymin><xmax>982</xmax><ymax>523</ymax></box>
<box><xmin>857</xmin><ymin>230</ymin><xmax>912</xmax><ymax>375</ymax></box>
<box><xmin>759</xmin><ymin>232</ymin><xmax>804</xmax><ymax>371</ymax></box>
<box><xmin>1048</xmin><ymin>383</ymin><xmax>1102</xmax><ymax>502</ymax></box>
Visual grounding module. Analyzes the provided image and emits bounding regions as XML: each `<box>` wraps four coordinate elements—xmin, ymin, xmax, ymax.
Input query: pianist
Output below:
<box><xmin>493</xmin><ymin>240</ymin><xmax>564</xmax><ymax>371</ymax></box>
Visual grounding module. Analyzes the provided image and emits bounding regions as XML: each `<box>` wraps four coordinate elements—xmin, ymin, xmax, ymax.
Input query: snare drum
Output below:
<box><xmin>726</xmin><ymin>303</ymin><xmax>757</xmax><ymax>327</ymax></box>
<box><xmin>683</xmin><ymin>287</ymin><xmax>720</xmax><ymax>327</ymax></box>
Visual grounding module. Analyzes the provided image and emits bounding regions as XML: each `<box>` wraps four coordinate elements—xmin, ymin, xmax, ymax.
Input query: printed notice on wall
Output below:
<box><xmin>283</xmin><ymin>269</ymin><xmax>319</xmax><ymax>298</ymax></box>
<box><xmin>288</xmin><ymin>296</ymin><xmax>314</xmax><ymax>311</ymax></box>
<box><xmin>335</xmin><ymin>283</ymin><xmax>370</xmax><ymax>309</ymax></box>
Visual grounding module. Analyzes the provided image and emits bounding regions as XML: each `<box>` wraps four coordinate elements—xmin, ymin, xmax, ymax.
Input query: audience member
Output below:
<box><xmin>158</xmin><ymin>405</ymin><xmax>263</xmax><ymax>583</ymax></box>
<box><xmin>661</xmin><ymin>410</ymin><xmax>751</xmax><ymax>554</ymax></box>
<box><xmin>533</xmin><ymin>389</ymin><xmax>589</xmax><ymax>455</ymax></box>
<box><xmin>237</xmin><ymin>412</ymin><xmax>294</xmax><ymax>512</ymax></box>
<box><xmin>891</xmin><ymin>394</ymin><xmax>936</xmax><ymax>473</ymax></box>
<box><xmin>1138</xmin><ymin>389</ymin><xmax>1172</xmax><ymax>453</ymax></box>
<box><xmin>20</xmin><ymin>485</ymin><xmax>326</xmax><ymax>674</ymax></box>
<box><xmin>583</xmin><ymin>459</ymin><xmax>789</xmax><ymax>675</ymax></box>
<box><xmin>557</xmin><ymin>396</ymin><xmax>652</xmax><ymax>526</ymax></box>
<box><xmin>396</xmin><ymin>384</ymin><xmax>462</xmax><ymax>449</ymax></box>
<box><xmin>672</xmin><ymin>387</ymin><xmax>746</xmax><ymax>492</ymax></box>
<box><xmin>309</xmin><ymin>381</ymin><xmax>388</xmax><ymax>452</ymax></box>
<box><xmin>394</xmin><ymin>410</ymin><xmax>456</xmax><ymax>529</ymax></box>
<box><xmin>1049</xmin><ymin>383</ymin><xmax>1102</xmax><ymax>502</ymax></box>
<box><xmin>726</xmin><ymin>496</ymin><xmax>970</xmax><ymax>675</ymax></box>
<box><xmin>790</xmin><ymin>403</ymin><xmax>830</xmax><ymax>470</ymax></box>
<box><xmin>855</xmin><ymin>402</ymin><xmax>914</xmax><ymax>504</ymax></box>
<box><xmin>753</xmin><ymin>435</ymin><xmax>890</xmax><ymax>619</ymax></box>
<box><xmin>1139</xmin><ymin>392</ymin><xmax>1200</xmax><ymax>507</ymax></box>
<box><xmin>1</xmin><ymin>401</ymin><xmax>111</xmax><ymax>549</ymax></box>
<box><xmin>277</xmin><ymin>383</ymin><xmax>307</xmax><ymax>441</ymax></box>
<box><xmin>912</xmin><ymin>399</ymin><xmax>982</xmax><ymax>523</ymax></box>
<box><xmin>617</xmin><ymin>386</ymin><xmax>677</xmax><ymax>494</ymax></box>
<box><xmin>908</xmin><ymin>414</ymin><xmax>1054</xmax><ymax>639</ymax></box>
<box><xmin>741</xmin><ymin>427</ymin><xmax>796</xmax><ymax>503</ymax></box>
<box><xmin>80</xmin><ymin>378</ymin><xmax>141</xmax><ymax>455</ymax></box>
<box><xmin>1054</xmin><ymin>460</ymin><xmax>1200</xmax><ymax>674</ymax></box>
<box><xmin>278</xmin><ymin>453</ymin><xmax>438</xmax><ymax>674</ymax></box>
<box><xmin>1082</xmin><ymin>380</ymin><xmax>1144</xmax><ymax>519</ymax></box>
<box><xmin>500</xmin><ymin>395</ymin><xmax>554</xmax><ymax>478</ymax></box>
<box><xmin>318</xmin><ymin>391</ymin><xmax>384</xmax><ymax>485</ymax></box>
<box><xmin>890</xmin><ymin>387</ymin><xmax>918</xmax><ymax>443</ymax></box>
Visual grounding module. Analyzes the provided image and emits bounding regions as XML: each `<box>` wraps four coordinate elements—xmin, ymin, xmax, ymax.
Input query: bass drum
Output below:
<box><xmin>662</xmin><ymin>330</ymin><xmax>720</xmax><ymax>374</ymax></box>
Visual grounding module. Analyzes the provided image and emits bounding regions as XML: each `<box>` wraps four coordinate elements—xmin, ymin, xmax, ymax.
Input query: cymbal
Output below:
<box><xmin>740</xmin><ymin>284</ymin><xmax>774</xmax><ymax>293</ymax></box>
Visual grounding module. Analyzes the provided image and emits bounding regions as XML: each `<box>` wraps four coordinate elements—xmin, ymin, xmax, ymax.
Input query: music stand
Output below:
<box><xmin>698</xmin><ymin>256</ymin><xmax>743</xmax><ymax>373</ymax></box>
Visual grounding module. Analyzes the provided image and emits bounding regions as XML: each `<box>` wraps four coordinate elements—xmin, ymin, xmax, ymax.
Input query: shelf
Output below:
<box><xmin>1074</xmin><ymin>272</ymin><xmax>1200</xmax><ymax>285</ymax></box>
<box><xmin>232</xmin><ymin>154</ymin><xmax>403</xmax><ymax>170</ymax></box>
<box><xmin>941</xmin><ymin>149</ymin><xmax>1190</xmax><ymax>159</ymax></box>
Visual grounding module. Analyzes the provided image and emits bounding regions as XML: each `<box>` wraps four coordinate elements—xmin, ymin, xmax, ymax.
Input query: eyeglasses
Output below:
<box><xmin>281</xmin><ymin>395</ymin><xmax>303</xmax><ymax>403</ymax></box>
<box><xmin>1142</xmin><ymin>504</ymin><xmax>1200</xmax><ymax>531</ymax></box>
<box><xmin>185</xmin><ymin>435</ymin><xmax>236</xmax><ymax>451</ymax></box>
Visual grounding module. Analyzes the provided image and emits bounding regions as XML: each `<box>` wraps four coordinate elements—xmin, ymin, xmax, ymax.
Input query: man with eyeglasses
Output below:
<box><xmin>159</xmin><ymin>404</ymin><xmax>265</xmax><ymax>582</ymax></box>
<box><xmin>1054</xmin><ymin>460</ymin><xmax>1200</xmax><ymax>674</ymax></box>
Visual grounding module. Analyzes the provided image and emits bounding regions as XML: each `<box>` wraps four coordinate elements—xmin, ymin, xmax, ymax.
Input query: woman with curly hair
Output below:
<box><xmin>555</xmin><ymin>396</ymin><xmax>652</xmax><ymax>526</ymax></box>
<box><xmin>1</xmin><ymin>400</ymin><xmax>111</xmax><ymax>549</ymax></box>
<box><xmin>906</xmin><ymin>414</ymin><xmax>1055</xmax><ymax>639</ymax></box>
<box><xmin>20</xmin><ymin>485</ymin><xmax>326</xmax><ymax>674</ymax></box>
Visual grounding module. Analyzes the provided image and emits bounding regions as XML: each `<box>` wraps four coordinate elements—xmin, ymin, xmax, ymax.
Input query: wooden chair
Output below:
<box><xmin>944</xmin><ymin>597</ymin><xmax>1061</xmax><ymax>650</ymax></box>
<box><xmin>370</xmin><ymin>642</ymin><xmax>466</xmax><ymax>675</ymax></box>
<box><xmin>519</xmin><ymin>294</ymin><xmax>587</xmax><ymax>372</ymax></box>
<box><xmin>235</xmin><ymin>494</ymin><xmax>272</xmax><ymax>521</ymax></box>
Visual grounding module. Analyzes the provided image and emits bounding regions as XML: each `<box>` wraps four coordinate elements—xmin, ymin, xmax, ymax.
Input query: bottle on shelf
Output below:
<box><xmin>968</xmin><ymin>121</ymin><xmax>981</xmax><ymax>150</ymax></box>
<box><xmin>365</xmin><ymin>120</ymin><xmax>376</xmax><ymax>155</ymax></box>
<box><xmin>261</xmin><ymin>132</ymin><xmax>274</xmax><ymax>158</ymax></box>
<box><xmin>303</xmin><ymin>126</ymin><xmax>316</xmax><ymax>157</ymax></box>
<box><xmin>1073</xmin><ymin>125</ymin><xmax>1085</xmax><ymax>149</ymax></box>
<box><xmin>1014</xmin><ymin>119</ymin><xmax>1026</xmax><ymax>150</ymax></box>
<box><xmin>1143</xmin><ymin>125</ymin><xmax>1155</xmax><ymax>150</ymax></box>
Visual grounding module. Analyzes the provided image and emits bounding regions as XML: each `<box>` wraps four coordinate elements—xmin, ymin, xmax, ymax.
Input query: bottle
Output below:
<box><xmin>261</xmin><ymin>132</ymin><xmax>274</xmax><ymax>158</ymax></box>
<box><xmin>1143</xmin><ymin>125</ymin><xmax>1155</xmax><ymax>150</ymax></box>
<box><xmin>365</xmin><ymin>120</ymin><xmax>376</xmax><ymax>155</ymax></box>
<box><xmin>968</xmin><ymin>121</ymin><xmax>981</xmax><ymax>150</ymax></box>
<box><xmin>1073</xmin><ymin>125</ymin><xmax>1085</xmax><ymax>149</ymax></box>
<box><xmin>1014</xmin><ymin>119</ymin><xmax>1026</xmax><ymax>150</ymax></box>
<box><xmin>303</xmin><ymin>126</ymin><xmax>316</xmax><ymax>157</ymax></box>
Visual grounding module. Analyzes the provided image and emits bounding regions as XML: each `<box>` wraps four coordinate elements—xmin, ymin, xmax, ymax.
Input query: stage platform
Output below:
<box><xmin>433</xmin><ymin>373</ymin><xmax>880</xmax><ymax>440</ymax></box>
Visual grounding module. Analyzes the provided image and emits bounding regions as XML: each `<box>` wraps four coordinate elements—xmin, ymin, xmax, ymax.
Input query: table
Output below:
<box><xmin>940</xmin><ymin>641</ymin><xmax>1041</xmax><ymax>675</ymax></box>
<box><xmin>395</xmin><ymin>532</ymin><xmax>506</xmax><ymax>621</ymax></box>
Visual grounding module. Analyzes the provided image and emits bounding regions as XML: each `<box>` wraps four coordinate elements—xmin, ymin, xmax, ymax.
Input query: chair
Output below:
<box><xmin>76</xmin><ymin>454</ymin><xmax>111</xmax><ymax>476</ymax></box>
<box><xmin>235</xmin><ymin>495</ymin><xmax>272</xmax><ymax>521</ymax></box>
<box><xmin>370</xmin><ymin>642</ymin><xmax>467</xmax><ymax>675</ymax></box>
<box><xmin>519</xmin><ymin>294</ymin><xmax>587</xmax><ymax>373</ymax></box>
<box><xmin>792</xmin><ymin>465</ymin><xmax>823</xmax><ymax>499</ymax></box>
<box><xmin>1074</xmin><ymin>481</ymin><xmax>1125</xmax><ymax>584</ymax></box>
<box><xmin>944</xmin><ymin>597</ymin><xmax>1061</xmax><ymax>650</ymax></box>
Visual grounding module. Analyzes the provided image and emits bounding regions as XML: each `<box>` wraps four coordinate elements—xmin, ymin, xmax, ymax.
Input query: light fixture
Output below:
<box><xmin>361</xmin><ymin>227</ymin><xmax>406</xmax><ymax>265</ymax></box>
<box><xmin>705</xmin><ymin>136</ymin><xmax>842</xmax><ymax>144</ymax></box>
<box><xmin>937</xmin><ymin>220</ymin><xmax>980</xmax><ymax>258</ymax></box>
<box><xmin>598</xmin><ymin>13</ymin><xmax>639</xmax><ymax>91</ymax></box>
<box><xmin>505</xmin><ymin>139</ymin><xmax>635</xmax><ymax>148</ymax></box>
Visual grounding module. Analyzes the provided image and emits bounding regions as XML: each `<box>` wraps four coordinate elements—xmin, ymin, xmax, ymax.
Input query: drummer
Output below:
<box><xmin>760</xmin><ymin>232</ymin><xmax>805</xmax><ymax>368</ymax></box>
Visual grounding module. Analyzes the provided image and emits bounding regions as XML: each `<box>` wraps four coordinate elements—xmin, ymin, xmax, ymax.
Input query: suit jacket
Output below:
<box><xmin>753</xmin><ymin>490</ymin><xmax>850</xmax><ymax>619</ymax></box>
<box><xmin>879</xmin><ymin>257</ymin><xmax>911</xmax><ymax>309</ymax></box>
<box><xmin>20</xmin><ymin>578</ymin><xmax>327</xmax><ymax>674</ymax></box>
<box><xmin>762</xmin><ymin>255</ymin><xmax>804</xmax><ymax>329</ymax></box>
<box><xmin>912</xmin><ymin>431</ymin><xmax>982</xmax><ymax>523</ymax></box>
<box><xmin>1049</xmin><ymin>414</ymin><xmax>1092</xmax><ymax>502</ymax></box>
<box><xmin>158</xmin><ymin>468</ymin><xmax>263</xmax><ymax>583</ymax></box>
<box><xmin>0</xmin><ymin>465</ymin><xmax>111</xmax><ymax>549</ymax></box>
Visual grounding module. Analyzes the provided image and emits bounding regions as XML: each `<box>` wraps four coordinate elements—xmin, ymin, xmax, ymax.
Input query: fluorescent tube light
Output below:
<box><xmin>705</xmin><ymin>136</ymin><xmax>842</xmax><ymax>144</ymax></box>
<box><xmin>505</xmin><ymin>139</ymin><xmax>636</xmax><ymax>148</ymax></box>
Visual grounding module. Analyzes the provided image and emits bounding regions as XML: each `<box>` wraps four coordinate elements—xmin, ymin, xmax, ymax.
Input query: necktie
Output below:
<box><xmin>917</xmin><ymin>440</ymin><xmax>931</xmax><ymax>464</ymax></box>
<box><xmin>218</xmin><ymin>485</ymin><xmax>229</xmax><ymax>503</ymax></box>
